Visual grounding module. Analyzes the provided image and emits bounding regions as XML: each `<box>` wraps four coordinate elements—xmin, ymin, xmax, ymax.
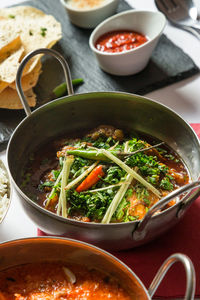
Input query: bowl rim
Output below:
<box><xmin>89</xmin><ymin>9</ymin><xmax>166</xmax><ymax>56</ymax></box>
<box><xmin>0</xmin><ymin>236</ymin><xmax>150</xmax><ymax>299</ymax></box>
<box><xmin>60</xmin><ymin>0</ymin><xmax>118</xmax><ymax>14</ymax></box>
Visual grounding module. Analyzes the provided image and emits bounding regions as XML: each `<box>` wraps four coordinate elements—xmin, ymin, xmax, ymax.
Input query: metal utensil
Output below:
<box><xmin>133</xmin><ymin>180</ymin><xmax>200</xmax><ymax>241</ymax></box>
<box><xmin>155</xmin><ymin>0</ymin><xmax>200</xmax><ymax>39</ymax></box>
<box><xmin>7</xmin><ymin>48</ymin><xmax>200</xmax><ymax>251</ymax></box>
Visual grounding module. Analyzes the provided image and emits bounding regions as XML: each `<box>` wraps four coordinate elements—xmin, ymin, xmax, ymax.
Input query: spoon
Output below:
<box><xmin>155</xmin><ymin>0</ymin><xmax>200</xmax><ymax>39</ymax></box>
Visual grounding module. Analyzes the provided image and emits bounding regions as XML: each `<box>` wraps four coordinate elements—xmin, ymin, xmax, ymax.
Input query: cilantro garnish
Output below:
<box><xmin>40</xmin><ymin>27</ymin><xmax>47</xmax><ymax>37</ymax></box>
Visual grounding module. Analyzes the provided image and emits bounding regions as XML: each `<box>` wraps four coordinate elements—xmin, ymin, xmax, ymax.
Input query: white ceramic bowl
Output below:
<box><xmin>0</xmin><ymin>159</ymin><xmax>11</xmax><ymax>224</ymax></box>
<box><xmin>89</xmin><ymin>9</ymin><xmax>166</xmax><ymax>76</ymax></box>
<box><xmin>60</xmin><ymin>0</ymin><xmax>119</xmax><ymax>29</ymax></box>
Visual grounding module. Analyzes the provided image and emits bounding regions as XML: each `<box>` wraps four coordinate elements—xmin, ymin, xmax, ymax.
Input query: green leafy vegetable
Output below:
<box><xmin>67</xmin><ymin>149</ymin><xmax>111</xmax><ymax>162</ymax></box>
<box><xmin>101</xmin><ymin>174</ymin><xmax>134</xmax><ymax>224</ymax></box>
<box><xmin>68</xmin><ymin>189</ymin><xmax>116</xmax><ymax>221</ymax></box>
<box><xmin>160</xmin><ymin>177</ymin><xmax>173</xmax><ymax>191</ymax></box>
<box><xmin>32</xmin><ymin>128</ymin><xmax>184</xmax><ymax>223</ymax></box>
<box><xmin>40</xmin><ymin>27</ymin><xmax>47</xmax><ymax>37</ymax></box>
<box><xmin>45</xmin><ymin>171</ymin><xmax>63</xmax><ymax>208</ymax></box>
<box><xmin>135</xmin><ymin>184</ymin><xmax>150</xmax><ymax>206</ymax></box>
<box><xmin>57</xmin><ymin>156</ymin><xmax>74</xmax><ymax>217</ymax></box>
<box><xmin>101</xmin><ymin>149</ymin><xmax>161</xmax><ymax>197</ymax></box>
<box><xmin>104</xmin><ymin>166</ymin><xmax>126</xmax><ymax>184</ymax></box>
<box><xmin>65</xmin><ymin>162</ymin><xmax>98</xmax><ymax>191</ymax></box>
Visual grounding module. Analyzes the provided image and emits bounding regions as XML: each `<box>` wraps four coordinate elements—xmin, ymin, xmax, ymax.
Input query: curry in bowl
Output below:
<box><xmin>0</xmin><ymin>261</ymin><xmax>131</xmax><ymax>299</ymax></box>
<box><xmin>21</xmin><ymin>125</ymin><xmax>189</xmax><ymax>223</ymax></box>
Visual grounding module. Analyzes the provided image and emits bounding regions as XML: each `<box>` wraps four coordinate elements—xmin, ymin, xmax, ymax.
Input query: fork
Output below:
<box><xmin>155</xmin><ymin>0</ymin><xmax>200</xmax><ymax>39</ymax></box>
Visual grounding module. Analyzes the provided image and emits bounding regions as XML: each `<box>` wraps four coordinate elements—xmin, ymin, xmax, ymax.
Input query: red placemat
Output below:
<box><xmin>38</xmin><ymin>123</ymin><xmax>200</xmax><ymax>299</ymax></box>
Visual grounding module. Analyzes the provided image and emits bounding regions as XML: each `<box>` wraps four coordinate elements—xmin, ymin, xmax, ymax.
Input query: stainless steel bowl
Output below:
<box><xmin>7</xmin><ymin>48</ymin><xmax>200</xmax><ymax>250</ymax></box>
<box><xmin>0</xmin><ymin>237</ymin><xmax>196</xmax><ymax>299</ymax></box>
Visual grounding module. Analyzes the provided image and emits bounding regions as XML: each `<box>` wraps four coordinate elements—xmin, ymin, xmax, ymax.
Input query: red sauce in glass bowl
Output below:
<box><xmin>95</xmin><ymin>30</ymin><xmax>148</xmax><ymax>53</ymax></box>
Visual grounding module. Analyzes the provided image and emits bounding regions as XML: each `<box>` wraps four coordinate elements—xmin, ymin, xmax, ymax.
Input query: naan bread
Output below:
<box><xmin>0</xmin><ymin>6</ymin><xmax>62</xmax><ymax>109</ymax></box>
<box><xmin>0</xmin><ymin>46</ymin><xmax>25</xmax><ymax>92</ymax></box>
<box><xmin>0</xmin><ymin>87</ymin><xmax>36</xmax><ymax>109</ymax></box>
<box><xmin>9</xmin><ymin>60</ymin><xmax>42</xmax><ymax>92</ymax></box>
<box><xmin>0</xmin><ymin>6</ymin><xmax>62</xmax><ymax>75</ymax></box>
<box><xmin>0</xmin><ymin>29</ymin><xmax>21</xmax><ymax>60</ymax></box>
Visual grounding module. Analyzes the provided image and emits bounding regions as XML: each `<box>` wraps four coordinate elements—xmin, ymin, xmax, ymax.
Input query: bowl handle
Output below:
<box><xmin>132</xmin><ymin>181</ymin><xmax>200</xmax><ymax>241</ymax></box>
<box><xmin>16</xmin><ymin>48</ymin><xmax>74</xmax><ymax>117</ymax></box>
<box><xmin>148</xmin><ymin>253</ymin><xmax>196</xmax><ymax>299</ymax></box>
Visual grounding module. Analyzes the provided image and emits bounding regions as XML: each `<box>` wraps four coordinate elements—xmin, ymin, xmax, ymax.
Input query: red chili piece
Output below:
<box><xmin>95</xmin><ymin>30</ymin><xmax>148</xmax><ymax>53</ymax></box>
<box><xmin>76</xmin><ymin>165</ymin><xmax>105</xmax><ymax>193</ymax></box>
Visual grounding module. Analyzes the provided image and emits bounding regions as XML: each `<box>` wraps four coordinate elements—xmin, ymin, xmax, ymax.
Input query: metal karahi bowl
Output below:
<box><xmin>7</xmin><ymin>48</ymin><xmax>200</xmax><ymax>250</ymax></box>
<box><xmin>0</xmin><ymin>237</ymin><xmax>196</xmax><ymax>299</ymax></box>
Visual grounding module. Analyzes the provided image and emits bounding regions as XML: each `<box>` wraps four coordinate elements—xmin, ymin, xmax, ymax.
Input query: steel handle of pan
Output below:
<box><xmin>16</xmin><ymin>48</ymin><xmax>74</xmax><ymax>117</ymax></box>
<box><xmin>133</xmin><ymin>181</ymin><xmax>200</xmax><ymax>241</ymax></box>
<box><xmin>148</xmin><ymin>253</ymin><xmax>196</xmax><ymax>299</ymax></box>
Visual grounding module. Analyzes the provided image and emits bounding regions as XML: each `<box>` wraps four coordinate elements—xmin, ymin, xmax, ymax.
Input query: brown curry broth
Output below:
<box><xmin>0</xmin><ymin>262</ymin><xmax>132</xmax><ymax>299</ymax></box>
<box><xmin>22</xmin><ymin>132</ymin><xmax>190</xmax><ymax>219</ymax></box>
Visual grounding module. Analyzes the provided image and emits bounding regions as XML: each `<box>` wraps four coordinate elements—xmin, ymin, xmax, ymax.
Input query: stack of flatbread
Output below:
<box><xmin>0</xmin><ymin>6</ymin><xmax>62</xmax><ymax>109</ymax></box>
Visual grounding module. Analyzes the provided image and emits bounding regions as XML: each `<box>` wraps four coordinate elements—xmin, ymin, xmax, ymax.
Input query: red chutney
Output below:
<box><xmin>95</xmin><ymin>30</ymin><xmax>148</xmax><ymax>53</ymax></box>
<box><xmin>0</xmin><ymin>262</ymin><xmax>132</xmax><ymax>300</ymax></box>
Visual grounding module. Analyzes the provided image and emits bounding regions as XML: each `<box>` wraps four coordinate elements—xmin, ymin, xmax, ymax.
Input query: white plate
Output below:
<box><xmin>0</xmin><ymin>159</ymin><xmax>11</xmax><ymax>224</ymax></box>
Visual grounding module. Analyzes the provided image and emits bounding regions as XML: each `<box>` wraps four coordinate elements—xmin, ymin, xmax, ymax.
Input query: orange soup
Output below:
<box><xmin>0</xmin><ymin>262</ymin><xmax>132</xmax><ymax>299</ymax></box>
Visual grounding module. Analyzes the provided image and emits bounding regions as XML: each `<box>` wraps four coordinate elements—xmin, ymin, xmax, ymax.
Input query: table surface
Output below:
<box><xmin>0</xmin><ymin>0</ymin><xmax>200</xmax><ymax>299</ymax></box>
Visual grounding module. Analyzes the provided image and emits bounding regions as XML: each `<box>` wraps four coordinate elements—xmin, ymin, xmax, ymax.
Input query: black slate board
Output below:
<box><xmin>0</xmin><ymin>0</ymin><xmax>199</xmax><ymax>151</ymax></box>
